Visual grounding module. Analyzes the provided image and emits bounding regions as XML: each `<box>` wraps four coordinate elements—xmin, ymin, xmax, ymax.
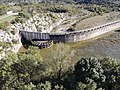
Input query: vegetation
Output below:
<box><xmin>0</xmin><ymin>22</ymin><xmax>8</xmax><ymax>30</ymax></box>
<box><xmin>0</xmin><ymin>44</ymin><xmax>120</xmax><ymax>90</ymax></box>
<box><xmin>0</xmin><ymin>5</ymin><xmax>8</xmax><ymax>15</ymax></box>
<box><xmin>0</xmin><ymin>0</ymin><xmax>120</xmax><ymax>4</ymax></box>
<box><xmin>0</xmin><ymin>42</ymin><xmax>12</xmax><ymax>49</ymax></box>
<box><xmin>0</xmin><ymin>0</ymin><xmax>119</xmax><ymax>25</ymax></box>
<box><xmin>84</xmin><ymin>4</ymin><xmax>109</xmax><ymax>15</ymax></box>
<box><xmin>0</xmin><ymin>1</ymin><xmax>120</xmax><ymax>89</ymax></box>
<box><xmin>14</xmin><ymin>12</ymin><xmax>30</xmax><ymax>23</ymax></box>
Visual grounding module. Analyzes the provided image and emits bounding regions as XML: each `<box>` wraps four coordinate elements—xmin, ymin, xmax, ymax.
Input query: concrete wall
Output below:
<box><xmin>21</xmin><ymin>31</ymin><xmax>50</xmax><ymax>41</ymax></box>
<box><xmin>64</xmin><ymin>20</ymin><xmax>120</xmax><ymax>42</ymax></box>
<box><xmin>50</xmin><ymin>35</ymin><xmax>66</xmax><ymax>42</ymax></box>
<box><xmin>21</xmin><ymin>20</ymin><xmax>120</xmax><ymax>43</ymax></box>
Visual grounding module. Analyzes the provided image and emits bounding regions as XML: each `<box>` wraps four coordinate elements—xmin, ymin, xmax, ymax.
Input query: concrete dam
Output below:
<box><xmin>20</xmin><ymin>20</ymin><xmax>120</xmax><ymax>48</ymax></box>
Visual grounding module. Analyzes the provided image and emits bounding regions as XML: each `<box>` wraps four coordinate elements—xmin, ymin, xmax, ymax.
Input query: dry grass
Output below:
<box><xmin>0</xmin><ymin>15</ymin><xmax>16</xmax><ymax>23</ymax></box>
<box><xmin>74</xmin><ymin>12</ymin><xmax>120</xmax><ymax>30</ymax></box>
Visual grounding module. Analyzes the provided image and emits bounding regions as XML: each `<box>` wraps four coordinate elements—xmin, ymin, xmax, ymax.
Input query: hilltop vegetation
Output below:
<box><xmin>0</xmin><ymin>0</ymin><xmax>120</xmax><ymax>4</ymax></box>
<box><xmin>0</xmin><ymin>0</ymin><xmax>74</xmax><ymax>4</ymax></box>
<box><xmin>0</xmin><ymin>0</ymin><xmax>119</xmax><ymax>25</ymax></box>
<box><xmin>0</xmin><ymin>0</ymin><xmax>119</xmax><ymax>32</ymax></box>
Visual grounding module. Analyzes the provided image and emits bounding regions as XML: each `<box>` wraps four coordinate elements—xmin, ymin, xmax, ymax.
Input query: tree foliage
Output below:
<box><xmin>0</xmin><ymin>21</ymin><xmax>10</xmax><ymax>30</ymax></box>
<box><xmin>0</xmin><ymin>45</ymin><xmax>120</xmax><ymax>90</ymax></box>
<box><xmin>0</xmin><ymin>46</ymin><xmax>46</xmax><ymax>90</ymax></box>
<box><xmin>74</xmin><ymin>57</ymin><xmax>120</xmax><ymax>90</ymax></box>
<box><xmin>46</xmin><ymin>43</ymin><xmax>75</xmax><ymax>80</ymax></box>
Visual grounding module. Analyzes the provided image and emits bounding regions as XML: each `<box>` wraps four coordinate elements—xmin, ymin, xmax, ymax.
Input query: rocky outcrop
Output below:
<box><xmin>0</xmin><ymin>25</ymin><xmax>21</xmax><ymax>60</ymax></box>
<box><xmin>13</xmin><ymin>13</ymin><xmax>81</xmax><ymax>33</ymax></box>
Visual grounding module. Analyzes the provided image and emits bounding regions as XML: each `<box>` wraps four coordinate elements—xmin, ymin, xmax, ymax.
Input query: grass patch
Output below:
<box><xmin>0</xmin><ymin>15</ymin><xmax>16</xmax><ymax>23</ymax></box>
<box><xmin>73</xmin><ymin>12</ymin><xmax>120</xmax><ymax>30</ymax></box>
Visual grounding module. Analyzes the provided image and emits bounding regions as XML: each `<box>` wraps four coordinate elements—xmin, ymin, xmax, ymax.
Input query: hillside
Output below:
<box><xmin>75</xmin><ymin>0</ymin><xmax>120</xmax><ymax>4</ymax></box>
<box><xmin>0</xmin><ymin>0</ymin><xmax>120</xmax><ymax>4</ymax></box>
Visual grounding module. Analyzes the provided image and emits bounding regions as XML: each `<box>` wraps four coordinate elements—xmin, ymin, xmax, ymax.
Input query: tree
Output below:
<box><xmin>0</xmin><ymin>21</ymin><xmax>10</xmax><ymax>30</ymax></box>
<box><xmin>74</xmin><ymin>57</ymin><xmax>120</xmax><ymax>90</ymax></box>
<box><xmin>46</xmin><ymin>43</ymin><xmax>75</xmax><ymax>81</ymax></box>
<box><xmin>12</xmin><ymin>54</ymin><xmax>46</xmax><ymax>83</ymax></box>
<box><xmin>19</xmin><ymin>46</ymin><xmax>43</xmax><ymax>62</ymax></box>
<box><xmin>0</xmin><ymin>47</ymin><xmax>46</xmax><ymax>89</ymax></box>
<box><xmin>100</xmin><ymin>57</ymin><xmax>120</xmax><ymax>90</ymax></box>
<box><xmin>0</xmin><ymin>51</ymin><xmax>18</xmax><ymax>90</ymax></box>
<box><xmin>24</xmin><ymin>82</ymin><xmax>36</xmax><ymax>90</ymax></box>
<box><xmin>14</xmin><ymin>46</ymin><xmax>45</xmax><ymax>83</ymax></box>
<box><xmin>85</xmin><ymin>82</ymin><xmax>97</xmax><ymax>90</ymax></box>
<box><xmin>76</xmin><ymin>82</ymin><xmax>86</xmax><ymax>90</ymax></box>
<box><xmin>74</xmin><ymin>57</ymin><xmax>105</xmax><ymax>84</ymax></box>
<box><xmin>37</xmin><ymin>81</ymin><xmax>51</xmax><ymax>90</ymax></box>
<box><xmin>0</xmin><ymin>6</ymin><xmax>8</xmax><ymax>15</ymax></box>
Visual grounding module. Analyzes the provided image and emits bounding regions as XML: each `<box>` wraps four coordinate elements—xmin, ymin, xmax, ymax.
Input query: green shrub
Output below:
<box><xmin>0</xmin><ymin>21</ymin><xmax>9</xmax><ymax>30</ymax></box>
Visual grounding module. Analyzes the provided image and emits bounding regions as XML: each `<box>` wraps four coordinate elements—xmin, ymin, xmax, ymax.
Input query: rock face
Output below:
<box><xmin>0</xmin><ymin>26</ymin><xmax>21</xmax><ymax>60</ymax></box>
<box><xmin>13</xmin><ymin>12</ymin><xmax>80</xmax><ymax>33</ymax></box>
<box><xmin>0</xmin><ymin>29</ymin><xmax>19</xmax><ymax>42</ymax></box>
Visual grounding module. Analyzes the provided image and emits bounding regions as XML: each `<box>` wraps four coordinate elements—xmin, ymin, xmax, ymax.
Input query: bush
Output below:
<box><xmin>74</xmin><ymin>57</ymin><xmax>120</xmax><ymax>90</ymax></box>
<box><xmin>11</xmin><ymin>30</ymin><xmax>16</xmax><ymax>35</ymax></box>
<box><xmin>15</xmin><ymin>17</ymin><xmax>24</xmax><ymax>23</ymax></box>
<box><xmin>48</xmin><ymin>6</ymin><xmax>68</xmax><ymax>13</ymax></box>
<box><xmin>0</xmin><ymin>21</ymin><xmax>9</xmax><ymax>30</ymax></box>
